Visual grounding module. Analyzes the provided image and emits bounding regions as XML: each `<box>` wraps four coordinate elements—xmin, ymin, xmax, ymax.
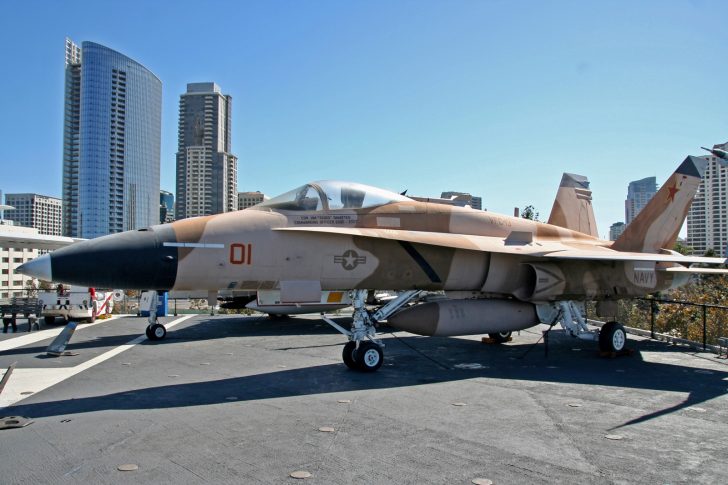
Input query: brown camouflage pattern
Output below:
<box><xmin>162</xmin><ymin>157</ymin><xmax>710</xmax><ymax>306</ymax></box>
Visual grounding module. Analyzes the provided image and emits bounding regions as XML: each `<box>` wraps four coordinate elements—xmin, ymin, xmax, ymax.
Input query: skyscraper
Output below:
<box><xmin>625</xmin><ymin>176</ymin><xmax>657</xmax><ymax>225</ymax></box>
<box><xmin>687</xmin><ymin>142</ymin><xmax>728</xmax><ymax>255</ymax></box>
<box><xmin>62</xmin><ymin>38</ymin><xmax>162</xmax><ymax>238</ymax></box>
<box><xmin>609</xmin><ymin>221</ymin><xmax>626</xmax><ymax>241</ymax></box>
<box><xmin>4</xmin><ymin>193</ymin><xmax>62</xmax><ymax>236</ymax></box>
<box><xmin>237</xmin><ymin>191</ymin><xmax>266</xmax><ymax>210</ymax></box>
<box><xmin>160</xmin><ymin>190</ymin><xmax>174</xmax><ymax>224</ymax></box>
<box><xmin>175</xmin><ymin>83</ymin><xmax>238</xmax><ymax>220</ymax></box>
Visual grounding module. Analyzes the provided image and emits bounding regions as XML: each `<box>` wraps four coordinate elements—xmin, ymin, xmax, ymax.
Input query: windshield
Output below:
<box><xmin>256</xmin><ymin>180</ymin><xmax>411</xmax><ymax>211</ymax></box>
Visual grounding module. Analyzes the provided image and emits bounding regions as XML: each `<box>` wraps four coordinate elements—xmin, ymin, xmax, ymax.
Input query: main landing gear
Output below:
<box><xmin>322</xmin><ymin>289</ymin><xmax>422</xmax><ymax>372</ymax></box>
<box><xmin>144</xmin><ymin>291</ymin><xmax>167</xmax><ymax>341</ymax></box>
<box><xmin>537</xmin><ymin>301</ymin><xmax>627</xmax><ymax>353</ymax></box>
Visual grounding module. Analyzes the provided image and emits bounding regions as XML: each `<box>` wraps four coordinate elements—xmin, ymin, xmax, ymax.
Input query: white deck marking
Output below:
<box><xmin>0</xmin><ymin>315</ymin><xmax>127</xmax><ymax>353</ymax></box>
<box><xmin>0</xmin><ymin>315</ymin><xmax>196</xmax><ymax>410</ymax></box>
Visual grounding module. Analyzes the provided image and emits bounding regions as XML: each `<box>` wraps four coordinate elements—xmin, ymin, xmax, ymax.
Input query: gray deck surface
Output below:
<box><xmin>1</xmin><ymin>313</ymin><xmax>727</xmax><ymax>484</ymax></box>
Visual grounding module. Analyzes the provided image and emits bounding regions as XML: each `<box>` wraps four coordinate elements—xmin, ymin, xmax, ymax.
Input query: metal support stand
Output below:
<box><xmin>46</xmin><ymin>322</ymin><xmax>79</xmax><ymax>356</ymax></box>
<box><xmin>537</xmin><ymin>301</ymin><xmax>599</xmax><ymax>342</ymax></box>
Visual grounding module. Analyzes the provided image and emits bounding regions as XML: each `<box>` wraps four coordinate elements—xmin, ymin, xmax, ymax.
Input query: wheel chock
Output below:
<box><xmin>599</xmin><ymin>348</ymin><xmax>634</xmax><ymax>358</ymax></box>
<box><xmin>481</xmin><ymin>336</ymin><xmax>513</xmax><ymax>344</ymax></box>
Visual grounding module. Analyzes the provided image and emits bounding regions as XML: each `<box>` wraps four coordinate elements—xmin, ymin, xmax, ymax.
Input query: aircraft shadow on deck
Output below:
<box><xmin>8</xmin><ymin>327</ymin><xmax>728</xmax><ymax>429</ymax></box>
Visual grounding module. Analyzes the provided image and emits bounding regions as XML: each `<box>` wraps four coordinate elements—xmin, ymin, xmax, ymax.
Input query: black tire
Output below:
<box><xmin>342</xmin><ymin>341</ymin><xmax>358</xmax><ymax>370</ymax></box>
<box><xmin>599</xmin><ymin>321</ymin><xmax>627</xmax><ymax>353</ymax></box>
<box><xmin>489</xmin><ymin>331</ymin><xmax>512</xmax><ymax>343</ymax></box>
<box><xmin>354</xmin><ymin>342</ymin><xmax>384</xmax><ymax>372</ymax></box>
<box><xmin>148</xmin><ymin>323</ymin><xmax>166</xmax><ymax>340</ymax></box>
<box><xmin>145</xmin><ymin>325</ymin><xmax>153</xmax><ymax>340</ymax></box>
<box><xmin>44</xmin><ymin>316</ymin><xmax>56</xmax><ymax>325</ymax></box>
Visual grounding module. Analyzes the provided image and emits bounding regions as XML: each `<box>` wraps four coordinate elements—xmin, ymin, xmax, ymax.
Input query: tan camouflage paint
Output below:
<box><xmin>547</xmin><ymin>173</ymin><xmax>599</xmax><ymax>238</ymax></box>
<box><xmin>161</xmin><ymin>157</ymin><xmax>709</xmax><ymax>308</ymax></box>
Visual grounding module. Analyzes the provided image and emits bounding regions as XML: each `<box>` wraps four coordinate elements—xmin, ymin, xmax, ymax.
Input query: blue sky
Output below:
<box><xmin>1</xmin><ymin>0</ymin><xmax>726</xmax><ymax>238</ymax></box>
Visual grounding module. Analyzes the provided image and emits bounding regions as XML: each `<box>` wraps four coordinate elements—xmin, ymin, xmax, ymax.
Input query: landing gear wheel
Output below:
<box><xmin>147</xmin><ymin>323</ymin><xmax>166</xmax><ymax>341</ymax></box>
<box><xmin>342</xmin><ymin>341</ymin><xmax>358</xmax><ymax>370</ymax></box>
<box><xmin>489</xmin><ymin>331</ymin><xmax>512</xmax><ymax>343</ymax></box>
<box><xmin>44</xmin><ymin>316</ymin><xmax>56</xmax><ymax>325</ymax></box>
<box><xmin>354</xmin><ymin>341</ymin><xmax>384</xmax><ymax>372</ymax></box>
<box><xmin>599</xmin><ymin>321</ymin><xmax>626</xmax><ymax>353</ymax></box>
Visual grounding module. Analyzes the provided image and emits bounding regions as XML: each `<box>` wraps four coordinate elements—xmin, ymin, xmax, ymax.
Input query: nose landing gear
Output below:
<box><xmin>144</xmin><ymin>291</ymin><xmax>167</xmax><ymax>341</ymax></box>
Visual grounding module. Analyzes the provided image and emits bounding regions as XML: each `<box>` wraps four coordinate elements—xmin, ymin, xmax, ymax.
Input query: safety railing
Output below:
<box><xmin>588</xmin><ymin>298</ymin><xmax>728</xmax><ymax>352</ymax></box>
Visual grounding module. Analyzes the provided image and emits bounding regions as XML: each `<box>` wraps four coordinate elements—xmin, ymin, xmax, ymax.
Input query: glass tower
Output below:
<box><xmin>62</xmin><ymin>39</ymin><xmax>162</xmax><ymax>238</ymax></box>
<box><xmin>625</xmin><ymin>176</ymin><xmax>657</xmax><ymax>225</ymax></box>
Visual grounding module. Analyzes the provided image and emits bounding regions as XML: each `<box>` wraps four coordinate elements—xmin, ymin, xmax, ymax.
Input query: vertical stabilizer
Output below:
<box><xmin>548</xmin><ymin>173</ymin><xmax>598</xmax><ymax>237</ymax></box>
<box><xmin>612</xmin><ymin>156</ymin><xmax>707</xmax><ymax>253</ymax></box>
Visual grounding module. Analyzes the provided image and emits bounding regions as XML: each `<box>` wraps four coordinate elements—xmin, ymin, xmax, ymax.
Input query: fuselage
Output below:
<box><xmin>28</xmin><ymin>191</ymin><xmax>685</xmax><ymax>303</ymax></box>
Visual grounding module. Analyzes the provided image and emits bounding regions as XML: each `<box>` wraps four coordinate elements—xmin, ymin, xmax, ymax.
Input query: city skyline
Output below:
<box><xmin>1</xmin><ymin>1</ymin><xmax>727</xmax><ymax>239</ymax></box>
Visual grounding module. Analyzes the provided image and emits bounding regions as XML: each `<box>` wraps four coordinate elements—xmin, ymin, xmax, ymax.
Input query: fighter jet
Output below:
<box><xmin>19</xmin><ymin>154</ymin><xmax>728</xmax><ymax>371</ymax></box>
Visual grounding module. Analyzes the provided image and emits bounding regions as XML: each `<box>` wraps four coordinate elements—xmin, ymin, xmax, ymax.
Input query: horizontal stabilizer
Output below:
<box><xmin>657</xmin><ymin>266</ymin><xmax>728</xmax><ymax>274</ymax></box>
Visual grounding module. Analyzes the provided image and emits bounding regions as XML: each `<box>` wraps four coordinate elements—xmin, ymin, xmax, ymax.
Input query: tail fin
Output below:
<box><xmin>548</xmin><ymin>173</ymin><xmax>598</xmax><ymax>237</ymax></box>
<box><xmin>612</xmin><ymin>156</ymin><xmax>707</xmax><ymax>253</ymax></box>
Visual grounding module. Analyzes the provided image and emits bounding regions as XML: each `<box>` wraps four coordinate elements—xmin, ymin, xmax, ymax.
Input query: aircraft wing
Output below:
<box><xmin>0</xmin><ymin>230</ymin><xmax>83</xmax><ymax>251</ymax></box>
<box><xmin>274</xmin><ymin>226</ymin><xmax>728</xmax><ymax>266</ymax></box>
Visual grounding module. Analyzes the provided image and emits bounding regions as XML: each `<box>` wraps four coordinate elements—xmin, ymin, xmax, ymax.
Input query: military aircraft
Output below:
<box><xmin>18</xmin><ymin>154</ymin><xmax>728</xmax><ymax>371</ymax></box>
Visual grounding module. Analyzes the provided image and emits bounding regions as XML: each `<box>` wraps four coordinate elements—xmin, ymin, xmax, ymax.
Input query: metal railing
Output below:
<box><xmin>588</xmin><ymin>298</ymin><xmax>728</xmax><ymax>352</ymax></box>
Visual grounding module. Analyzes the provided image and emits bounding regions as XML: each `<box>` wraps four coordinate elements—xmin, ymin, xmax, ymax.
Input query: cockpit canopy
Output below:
<box><xmin>255</xmin><ymin>181</ymin><xmax>411</xmax><ymax>212</ymax></box>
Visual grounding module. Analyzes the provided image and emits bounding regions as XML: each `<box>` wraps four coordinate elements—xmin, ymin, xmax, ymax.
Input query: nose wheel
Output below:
<box><xmin>146</xmin><ymin>323</ymin><xmax>166</xmax><ymax>341</ymax></box>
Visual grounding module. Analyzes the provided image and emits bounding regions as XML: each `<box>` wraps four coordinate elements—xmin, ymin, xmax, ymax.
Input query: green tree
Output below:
<box><xmin>24</xmin><ymin>279</ymin><xmax>38</xmax><ymax>297</ymax></box>
<box><xmin>672</xmin><ymin>241</ymin><xmax>692</xmax><ymax>255</ymax></box>
<box><xmin>521</xmin><ymin>205</ymin><xmax>540</xmax><ymax>221</ymax></box>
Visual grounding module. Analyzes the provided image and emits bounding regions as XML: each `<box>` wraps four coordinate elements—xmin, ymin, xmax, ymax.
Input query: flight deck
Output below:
<box><xmin>1</xmin><ymin>313</ymin><xmax>727</xmax><ymax>484</ymax></box>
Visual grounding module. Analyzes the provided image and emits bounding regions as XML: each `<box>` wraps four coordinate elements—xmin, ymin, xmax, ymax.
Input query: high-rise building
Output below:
<box><xmin>160</xmin><ymin>190</ymin><xmax>174</xmax><ymax>224</ymax></box>
<box><xmin>62</xmin><ymin>38</ymin><xmax>162</xmax><ymax>238</ymax></box>
<box><xmin>687</xmin><ymin>142</ymin><xmax>728</xmax><ymax>255</ymax></box>
<box><xmin>440</xmin><ymin>191</ymin><xmax>483</xmax><ymax>210</ymax></box>
<box><xmin>0</xmin><ymin>221</ymin><xmax>39</xmax><ymax>298</ymax></box>
<box><xmin>4</xmin><ymin>194</ymin><xmax>62</xmax><ymax>236</ymax></box>
<box><xmin>175</xmin><ymin>83</ymin><xmax>238</xmax><ymax>220</ymax></box>
<box><xmin>625</xmin><ymin>176</ymin><xmax>657</xmax><ymax>225</ymax></box>
<box><xmin>609</xmin><ymin>222</ymin><xmax>626</xmax><ymax>241</ymax></box>
<box><xmin>237</xmin><ymin>191</ymin><xmax>266</xmax><ymax>210</ymax></box>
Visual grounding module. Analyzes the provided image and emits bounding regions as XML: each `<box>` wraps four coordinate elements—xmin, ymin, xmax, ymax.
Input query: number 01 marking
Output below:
<box><xmin>230</xmin><ymin>243</ymin><xmax>252</xmax><ymax>265</ymax></box>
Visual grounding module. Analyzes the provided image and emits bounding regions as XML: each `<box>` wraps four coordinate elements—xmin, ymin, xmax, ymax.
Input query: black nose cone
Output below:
<box><xmin>50</xmin><ymin>225</ymin><xmax>178</xmax><ymax>290</ymax></box>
